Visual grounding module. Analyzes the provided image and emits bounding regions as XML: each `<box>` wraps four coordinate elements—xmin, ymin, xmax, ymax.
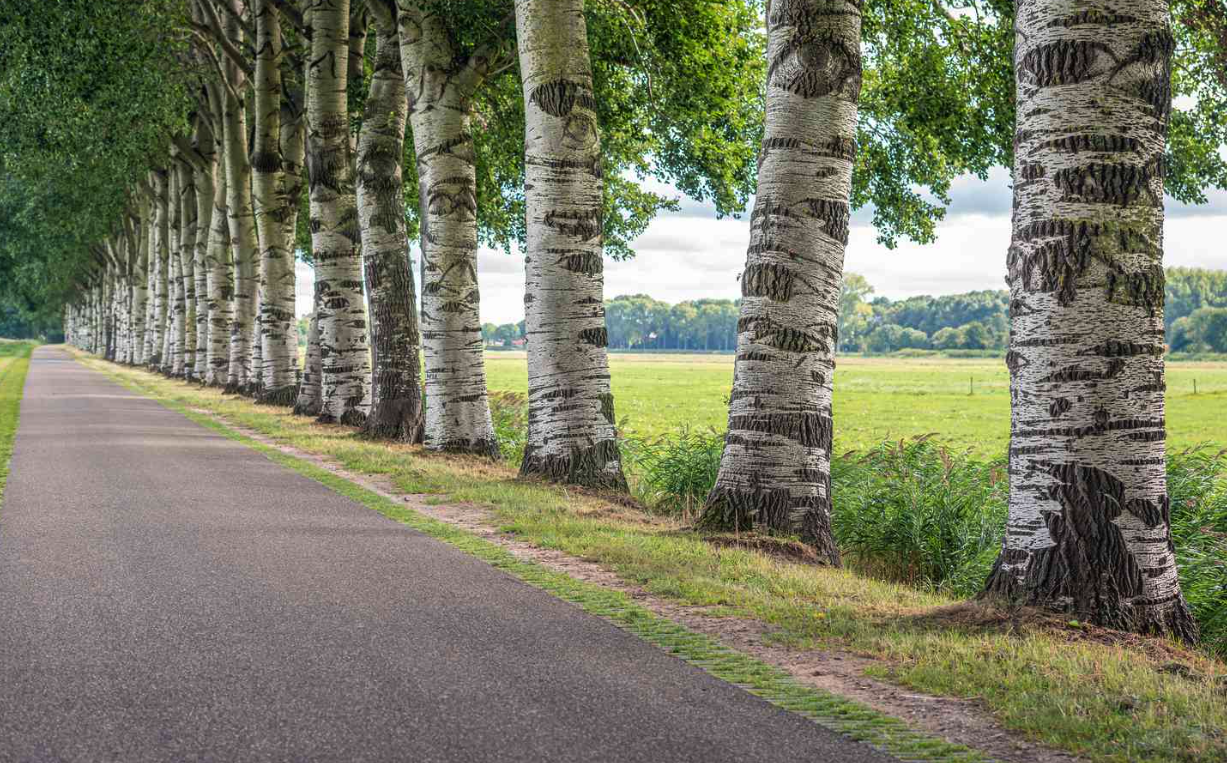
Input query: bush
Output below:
<box><xmin>621</xmin><ymin>427</ymin><xmax>724</xmax><ymax>520</ymax></box>
<box><xmin>1167</xmin><ymin>448</ymin><xmax>1227</xmax><ymax>657</ymax></box>
<box><xmin>829</xmin><ymin>439</ymin><xmax>1006</xmax><ymax>596</ymax></box>
<box><xmin>488</xmin><ymin>390</ymin><xmax>528</xmax><ymax>466</ymax></box>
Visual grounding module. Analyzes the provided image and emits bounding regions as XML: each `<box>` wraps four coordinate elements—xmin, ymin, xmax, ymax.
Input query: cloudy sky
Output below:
<box><xmin>296</xmin><ymin>171</ymin><xmax>1227</xmax><ymax>324</ymax></box>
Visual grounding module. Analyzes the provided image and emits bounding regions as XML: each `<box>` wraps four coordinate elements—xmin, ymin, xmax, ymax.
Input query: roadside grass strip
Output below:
<box><xmin>0</xmin><ymin>342</ymin><xmax>35</xmax><ymax>508</ymax></box>
<box><xmin>83</xmin><ymin>356</ymin><xmax>992</xmax><ymax>763</ymax></box>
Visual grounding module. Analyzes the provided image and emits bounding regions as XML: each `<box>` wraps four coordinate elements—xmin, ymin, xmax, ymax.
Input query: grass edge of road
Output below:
<box><xmin>0</xmin><ymin>342</ymin><xmax>36</xmax><ymax>510</ymax></box>
<box><xmin>71</xmin><ymin>351</ymin><xmax>1227</xmax><ymax>763</ymax></box>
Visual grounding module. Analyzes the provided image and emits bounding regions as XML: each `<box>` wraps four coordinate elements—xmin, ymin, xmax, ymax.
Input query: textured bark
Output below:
<box><xmin>307</xmin><ymin>0</ymin><xmax>371</xmax><ymax>425</ymax></box>
<box><xmin>178</xmin><ymin>158</ymin><xmax>199</xmax><ymax>379</ymax></box>
<box><xmin>218</xmin><ymin>10</ymin><xmax>258</xmax><ymax>395</ymax></box>
<box><xmin>513</xmin><ymin>0</ymin><xmax>625</xmax><ymax>488</ymax></box>
<box><xmin>294</xmin><ymin>309</ymin><xmax>324</xmax><ymax>417</ymax></box>
<box><xmin>169</xmin><ymin>161</ymin><xmax>186</xmax><ymax>376</ymax></box>
<box><xmin>193</xmin><ymin>113</ymin><xmax>216</xmax><ymax>382</ymax></box>
<box><xmin>252</xmin><ymin>0</ymin><xmax>299</xmax><ymax>406</ymax></box>
<box><xmin>206</xmin><ymin>113</ymin><xmax>235</xmax><ymax>388</ymax></box>
<box><xmin>696</xmin><ymin>0</ymin><xmax>862</xmax><ymax>564</ymax></box>
<box><xmin>148</xmin><ymin>169</ymin><xmax>171</xmax><ymax>371</ymax></box>
<box><xmin>985</xmin><ymin>0</ymin><xmax>1197</xmax><ymax>643</ymax></box>
<box><xmin>130</xmin><ymin>195</ymin><xmax>150</xmax><ymax>366</ymax></box>
<box><xmin>396</xmin><ymin>2</ymin><xmax>497</xmax><ymax>455</ymax></box>
<box><xmin>355</xmin><ymin>2</ymin><xmax>424</xmax><ymax>442</ymax></box>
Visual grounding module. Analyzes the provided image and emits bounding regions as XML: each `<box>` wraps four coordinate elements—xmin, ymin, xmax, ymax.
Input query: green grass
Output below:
<box><xmin>79</xmin><ymin>351</ymin><xmax>1227</xmax><ymax>763</ymax></box>
<box><xmin>0</xmin><ymin>341</ymin><xmax>36</xmax><ymax>508</ymax></box>
<box><xmin>485</xmin><ymin>352</ymin><xmax>1227</xmax><ymax>454</ymax></box>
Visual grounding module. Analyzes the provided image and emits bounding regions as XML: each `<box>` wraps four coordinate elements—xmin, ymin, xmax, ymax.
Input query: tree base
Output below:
<box><xmin>256</xmin><ymin>384</ymin><xmax>299</xmax><ymax>407</ymax></box>
<box><xmin>360</xmin><ymin>399</ymin><xmax>424</xmax><ymax>443</ymax></box>
<box><xmin>983</xmin><ymin>553</ymin><xmax>1199</xmax><ymax>644</ymax></box>
<box><xmin>222</xmin><ymin>381</ymin><xmax>242</xmax><ymax>395</ymax></box>
<box><xmin>697</xmin><ymin>486</ymin><xmax>841</xmax><ymax>566</ymax></box>
<box><xmin>431</xmin><ymin>438</ymin><xmax>501</xmax><ymax>459</ymax></box>
<box><xmin>293</xmin><ymin>398</ymin><xmax>322</xmax><ymax>418</ymax></box>
<box><xmin>519</xmin><ymin>440</ymin><xmax>628</xmax><ymax>492</ymax></box>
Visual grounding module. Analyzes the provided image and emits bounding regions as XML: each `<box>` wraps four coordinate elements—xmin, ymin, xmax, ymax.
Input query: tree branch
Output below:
<box><xmin>195</xmin><ymin>0</ymin><xmax>255</xmax><ymax>78</ymax></box>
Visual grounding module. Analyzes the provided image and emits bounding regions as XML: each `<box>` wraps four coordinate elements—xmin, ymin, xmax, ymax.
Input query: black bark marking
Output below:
<box><xmin>579</xmin><ymin>327</ymin><xmax>608</xmax><ymax>347</ymax></box>
<box><xmin>802</xmin><ymin>198</ymin><xmax>850</xmax><ymax>244</ymax></box>
<box><xmin>767</xmin><ymin>1</ymin><xmax>863</xmax><ymax>102</ymax></box>
<box><xmin>1078</xmin><ymin>340</ymin><xmax>1164</xmax><ymax>358</ymax></box>
<box><xmin>1019</xmin><ymin>40</ymin><xmax>1114</xmax><ymax>87</ymax></box>
<box><xmin>742</xmin><ymin>263</ymin><xmax>797</xmax><ymax>302</ymax></box>
<box><xmin>1039</xmin><ymin>358</ymin><xmax>1126</xmax><ymax>383</ymax></box>
<box><xmin>599</xmin><ymin>392</ymin><xmax>616</xmax><ymax>425</ymax></box>
<box><xmin>1049</xmin><ymin>397</ymin><xmax>1072</xmax><ymax>418</ymax></box>
<box><xmin>553</xmin><ymin>249</ymin><xmax>603</xmax><ymax>276</ymax></box>
<box><xmin>1041</xmin><ymin>134</ymin><xmax>1140</xmax><ymax>154</ymax></box>
<box><xmin>1106</xmin><ymin>264</ymin><xmax>1165</xmax><ymax>313</ymax></box>
<box><xmin>727</xmin><ymin>411</ymin><xmax>833</xmax><ymax>449</ymax></box>
<box><xmin>1053</xmin><ymin>161</ymin><xmax>1162</xmax><ymax>207</ymax></box>
<box><xmin>1048</xmin><ymin>11</ymin><xmax>1137</xmax><ymax>27</ymax></box>
<box><xmin>529</xmin><ymin>79</ymin><xmax>597</xmax><ymax>117</ymax></box>
<box><xmin>544</xmin><ymin>209</ymin><xmax>601</xmax><ymax>241</ymax></box>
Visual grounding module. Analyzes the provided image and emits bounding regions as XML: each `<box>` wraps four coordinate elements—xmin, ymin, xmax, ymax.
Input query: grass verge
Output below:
<box><xmin>0</xmin><ymin>341</ymin><xmax>36</xmax><ymax>508</ymax></box>
<box><xmin>75</xmin><ymin>351</ymin><xmax>1227</xmax><ymax>763</ymax></box>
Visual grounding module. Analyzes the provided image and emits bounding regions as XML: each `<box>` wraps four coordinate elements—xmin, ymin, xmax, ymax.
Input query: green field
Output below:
<box><xmin>484</xmin><ymin>352</ymin><xmax>1227</xmax><ymax>455</ymax></box>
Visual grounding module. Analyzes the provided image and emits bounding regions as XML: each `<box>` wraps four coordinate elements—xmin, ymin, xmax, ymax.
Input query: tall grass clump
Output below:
<box><xmin>621</xmin><ymin>427</ymin><xmax>724</xmax><ymax>519</ymax></box>
<box><xmin>488</xmin><ymin>390</ymin><xmax>529</xmax><ymax>466</ymax></box>
<box><xmin>1167</xmin><ymin>447</ymin><xmax>1227</xmax><ymax>657</ymax></box>
<box><xmin>830</xmin><ymin>439</ymin><xmax>1007</xmax><ymax>596</ymax></box>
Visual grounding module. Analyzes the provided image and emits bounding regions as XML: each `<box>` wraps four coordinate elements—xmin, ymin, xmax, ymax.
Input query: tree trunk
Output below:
<box><xmin>251</xmin><ymin>0</ymin><xmax>299</xmax><ymax>406</ymax></box>
<box><xmin>130</xmin><ymin>195</ymin><xmax>150</xmax><ymax>366</ymax></box>
<box><xmin>294</xmin><ymin>309</ymin><xmax>324</xmax><ymax>417</ymax></box>
<box><xmin>356</xmin><ymin>2</ymin><xmax>424</xmax><ymax>442</ymax></box>
<box><xmin>513</xmin><ymin>0</ymin><xmax>625</xmax><ymax>488</ymax></box>
<box><xmin>396</xmin><ymin>2</ymin><xmax>497</xmax><ymax>455</ymax></box>
<box><xmin>193</xmin><ymin>114</ymin><xmax>216</xmax><ymax>383</ymax></box>
<box><xmin>149</xmin><ymin>169</ymin><xmax>171</xmax><ymax>371</ymax></box>
<box><xmin>206</xmin><ymin>124</ymin><xmax>234</xmax><ymax>388</ymax></box>
<box><xmin>169</xmin><ymin>160</ymin><xmax>186</xmax><ymax>376</ymax></box>
<box><xmin>984</xmin><ymin>0</ymin><xmax>1197</xmax><ymax>643</ymax></box>
<box><xmin>222</xmin><ymin>79</ymin><xmax>258</xmax><ymax>394</ymax></box>
<box><xmin>307</xmin><ymin>0</ymin><xmax>371</xmax><ymax>426</ymax></box>
<box><xmin>696</xmin><ymin>0</ymin><xmax>862</xmax><ymax>565</ymax></box>
<box><xmin>177</xmin><ymin>158</ymin><xmax>198</xmax><ymax>379</ymax></box>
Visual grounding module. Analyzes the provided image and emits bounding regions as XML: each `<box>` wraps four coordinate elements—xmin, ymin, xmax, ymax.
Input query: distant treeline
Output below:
<box><xmin>477</xmin><ymin>267</ymin><xmax>1227</xmax><ymax>354</ymax></box>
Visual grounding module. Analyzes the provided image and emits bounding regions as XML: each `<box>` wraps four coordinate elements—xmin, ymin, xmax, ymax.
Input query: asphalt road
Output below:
<box><xmin>0</xmin><ymin>348</ymin><xmax>897</xmax><ymax>762</ymax></box>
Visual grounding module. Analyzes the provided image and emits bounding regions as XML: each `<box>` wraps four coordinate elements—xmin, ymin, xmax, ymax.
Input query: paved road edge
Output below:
<box><xmin>73</xmin><ymin>352</ymin><xmax>998</xmax><ymax>763</ymax></box>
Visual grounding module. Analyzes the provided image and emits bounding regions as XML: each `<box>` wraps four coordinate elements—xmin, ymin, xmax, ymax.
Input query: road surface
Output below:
<box><xmin>0</xmin><ymin>348</ymin><xmax>895</xmax><ymax>762</ymax></box>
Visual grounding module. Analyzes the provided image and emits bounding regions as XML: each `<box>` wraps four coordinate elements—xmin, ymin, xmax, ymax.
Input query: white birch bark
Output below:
<box><xmin>396</xmin><ymin>2</ymin><xmax>497</xmax><ymax>455</ymax></box>
<box><xmin>697</xmin><ymin>0</ymin><xmax>862</xmax><ymax>564</ymax></box>
<box><xmin>294</xmin><ymin>308</ymin><xmax>324</xmax><ymax>416</ymax></box>
<box><xmin>307</xmin><ymin>0</ymin><xmax>371</xmax><ymax>425</ymax></box>
<box><xmin>222</xmin><ymin>77</ymin><xmax>258</xmax><ymax>393</ymax></box>
<box><xmin>206</xmin><ymin>98</ymin><xmax>235</xmax><ymax>387</ymax></box>
<box><xmin>986</xmin><ymin>0</ymin><xmax>1196</xmax><ymax>642</ymax></box>
<box><xmin>130</xmin><ymin>195</ymin><xmax>150</xmax><ymax>366</ymax></box>
<box><xmin>251</xmin><ymin>0</ymin><xmax>299</xmax><ymax>405</ymax></box>
<box><xmin>193</xmin><ymin>113</ymin><xmax>216</xmax><ymax>382</ymax></box>
<box><xmin>356</xmin><ymin>0</ymin><xmax>424</xmax><ymax>442</ymax></box>
<box><xmin>149</xmin><ymin>169</ymin><xmax>171</xmax><ymax>371</ymax></box>
<box><xmin>513</xmin><ymin>0</ymin><xmax>625</xmax><ymax>488</ymax></box>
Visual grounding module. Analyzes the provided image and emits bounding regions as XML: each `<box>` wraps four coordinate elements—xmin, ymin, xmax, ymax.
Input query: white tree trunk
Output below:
<box><xmin>222</xmin><ymin>78</ymin><xmax>258</xmax><ymax>394</ymax></box>
<box><xmin>513</xmin><ymin>0</ymin><xmax>625</xmax><ymax>488</ymax></box>
<box><xmin>356</xmin><ymin>0</ymin><xmax>424</xmax><ymax>442</ymax></box>
<box><xmin>294</xmin><ymin>309</ymin><xmax>324</xmax><ymax>417</ymax></box>
<box><xmin>149</xmin><ymin>169</ymin><xmax>171</xmax><ymax>371</ymax></box>
<box><xmin>177</xmin><ymin>158</ymin><xmax>198</xmax><ymax>378</ymax></box>
<box><xmin>130</xmin><ymin>195</ymin><xmax>150</xmax><ymax>366</ymax></box>
<box><xmin>206</xmin><ymin>116</ymin><xmax>234</xmax><ymax>388</ymax></box>
<box><xmin>251</xmin><ymin>0</ymin><xmax>299</xmax><ymax>405</ymax></box>
<box><xmin>397</xmin><ymin>2</ymin><xmax>496</xmax><ymax>455</ymax></box>
<box><xmin>986</xmin><ymin>0</ymin><xmax>1196</xmax><ymax>642</ymax></box>
<box><xmin>193</xmin><ymin>114</ymin><xmax>216</xmax><ymax>383</ymax></box>
<box><xmin>697</xmin><ymin>0</ymin><xmax>862</xmax><ymax>564</ymax></box>
<box><xmin>307</xmin><ymin>0</ymin><xmax>371</xmax><ymax>425</ymax></box>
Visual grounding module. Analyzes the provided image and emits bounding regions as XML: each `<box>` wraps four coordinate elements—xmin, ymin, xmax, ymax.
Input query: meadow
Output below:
<box><xmin>484</xmin><ymin>352</ymin><xmax>1227</xmax><ymax>454</ymax></box>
